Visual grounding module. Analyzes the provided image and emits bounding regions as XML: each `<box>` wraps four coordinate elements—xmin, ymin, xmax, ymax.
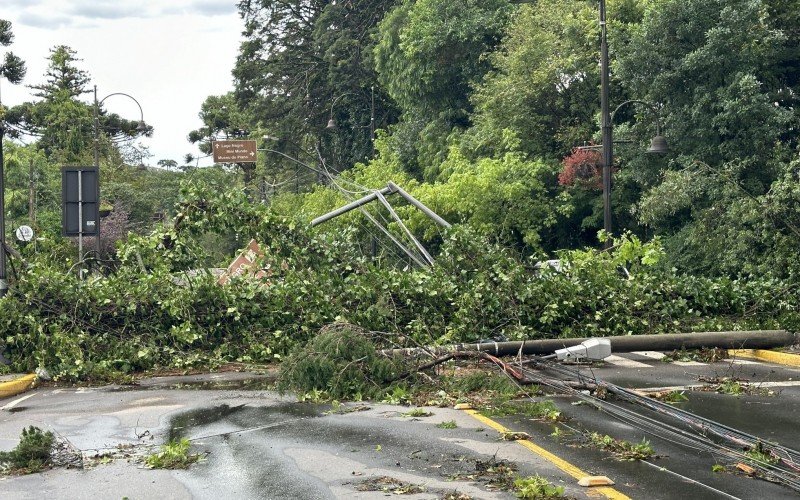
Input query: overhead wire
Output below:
<box><xmin>512</xmin><ymin>357</ymin><xmax>800</xmax><ymax>492</ymax></box>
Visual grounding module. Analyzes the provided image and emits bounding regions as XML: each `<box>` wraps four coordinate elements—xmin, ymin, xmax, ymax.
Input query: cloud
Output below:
<box><xmin>67</xmin><ymin>3</ymin><xmax>141</xmax><ymax>20</ymax></box>
<box><xmin>17</xmin><ymin>11</ymin><xmax>73</xmax><ymax>29</ymax></box>
<box><xmin>161</xmin><ymin>1</ymin><xmax>238</xmax><ymax>17</ymax></box>
<box><xmin>2</xmin><ymin>0</ymin><xmax>44</xmax><ymax>7</ymax></box>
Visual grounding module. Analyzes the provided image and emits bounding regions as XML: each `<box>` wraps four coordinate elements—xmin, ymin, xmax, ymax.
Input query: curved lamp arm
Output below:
<box><xmin>326</xmin><ymin>92</ymin><xmax>353</xmax><ymax>129</ymax></box>
<box><xmin>98</xmin><ymin>92</ymin><xmax>147</xmax><ymax>130</ymax></box>
<box><xmin>610</xmin><ymin>99</ymin><xmax>662</xmax><ymax>136</ymax></box>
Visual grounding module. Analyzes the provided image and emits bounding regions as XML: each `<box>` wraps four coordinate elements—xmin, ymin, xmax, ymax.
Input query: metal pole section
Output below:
<box><xmin>360</xmin><ymin>208</ymin><xmax>428</xmax><ymax>268</ymax></box>
<box><xmin>78</xmin><ymin>170</ymin><xmax>83</xmax><ymax>280</ymax></box>
<box><xmin>0</xmin><ymin>123</ymin><xmax>6</xmax><ymax>297</ymax></box>
<box><xmin>370</xmin><ymin>86</ymin><xmax>375</xmax><ymax>143</ymax></box>
<box><xmin>384</xmin><ymin>330</ymin><xmax>796</xmax><ymax>358</ymax></box>
<box><xmin>93</xmin><ymin>86</ymin><xmax>100</xmax><ymax>261</ymax></box>
<box><xmin>311</xmin><ymin>186</ymin><xmax>393</xmax><ymax>226</ymax></box>
<box><xmin>387</xmin><ymin>181</ymin><xmax>451</xmax><ymax>228</ymax></box>
<box><xmin>599</xmin><ymin>0</ymin><xmax>613</xmax><ymax>249</ymax></box>
<box><xmin>28</xmin><ymin>157</ymin><xmax>34</xmax><ymax>222</ymax></box>
<box><xmin>374</xmin><ymin>191</ymin><xmax>434</xmax><ymax>266</ymax></box>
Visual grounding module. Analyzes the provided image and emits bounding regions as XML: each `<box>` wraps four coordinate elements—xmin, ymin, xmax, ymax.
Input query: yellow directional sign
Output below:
<box><xmin>212</xmin><ymin>140</ymin><xmax>258</xmax><ymax>163</ymax></box>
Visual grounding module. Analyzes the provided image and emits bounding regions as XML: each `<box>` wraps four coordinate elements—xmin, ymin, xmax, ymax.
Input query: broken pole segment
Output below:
<box><xmin>384</xmin><ymin>330</ymin><xmax>796</xmax><ymax>357</ymax></box>
<box><xmin>311</xmin><ymin>186</ymin><xmax>393</xmax><ymax>227</ymax></box>
<box><xmin>387</xmin><ymin>181</ymin><xmax>451</xmax><ymax>228</ymax></box>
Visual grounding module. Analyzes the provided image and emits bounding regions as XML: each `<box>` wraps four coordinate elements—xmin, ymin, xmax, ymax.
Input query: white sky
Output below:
<box><xmin>0</xmin><ymin>0</ymin><xmax>243</xmax><ymax>166</ymax></box>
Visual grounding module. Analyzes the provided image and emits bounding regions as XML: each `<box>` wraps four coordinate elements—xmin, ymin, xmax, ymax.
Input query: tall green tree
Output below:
<box><xmin>373</xmin><ymin>0</ymin><xmax>512</xmax><ymax>179</ymax></box>
<box><xmin>616</xmin><ymin>0</ymin><xmax>799</xmax><ymax>275</ymax></box>
<box><xmin>0</xmin><ymin>20</ymin><xmax>26</xmax><ymax>88</ymax></box>
<box><xmin>7</xmin><ymin>46</ymin><xmax>150</xmax><ymax>164</ymax></box>
<box><xmin>233</xmin><ymin>0</ymin><xmax>397</xmax><ymax>178</ymax></box>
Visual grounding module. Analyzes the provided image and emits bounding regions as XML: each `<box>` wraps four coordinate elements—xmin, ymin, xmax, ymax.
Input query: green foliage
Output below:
<box><xmin>436</xmin><ymin>420</ymin><xmax>458</xmax><ymax>429</ymax></box>
<box><xmin>145</xmin><ymin>438</ymin><xmax>201</xmax><ymax>469</ymax></box>
<box><xmin>0</xmin><ymin>426</ymin><xmax>55</xmax><ymax>474</ymax></box>
<box><xmin>402</xmin><ymin>408</ymin><xmax>433</xmax><ymax>417</ymax></box>
<box><xmin>588</xmin><ymin>433</ymin><xmax>655</xmax><ymax>461</ymax></box>
<box><xmin>278</xmin><ymin>323</ymin><xmax>401</xmax><ymax>400</ymax></box>
<box><xmin>660</xmin><ymin>391</ymin><xmax>689</xmax><ymax>403</ymax></box>
<box><xmin>0</xmin><ymin>19</ymin><xmax>26</xmax><ymax>85</ymax></box>
<box><xmin>481</xmin><ymin>400</ymin><xmax>562</xmax><ymax>421</ymax></box>
<box><xmin>745</xmin><ymin>442</ymin><xmax>779</xmax><ymax>465</ymax></box>
<box><xmin>514</xmin><ymin>475</ymin><xmax>565</xmax><ymax>499</ymax></box>
<box><xmin>717</xmin><ymin>380</ymin><xmax>745</xmax><ymax>396</ymax></box>
<box><xmin>1</xmin><ymin>175</ymin><xmax>798</xmax><ymax>381</ymax></box>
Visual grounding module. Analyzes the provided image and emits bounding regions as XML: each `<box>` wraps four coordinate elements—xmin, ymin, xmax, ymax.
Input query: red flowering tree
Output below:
<box><xmin>558</xmin><ymin>147</ymin><xmax>602</xmax><ymax>189</ymax></box>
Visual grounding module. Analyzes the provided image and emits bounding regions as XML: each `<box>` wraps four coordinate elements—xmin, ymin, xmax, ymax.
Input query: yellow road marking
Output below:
<box><xmin>0</xmin><ymin>374</ymin><xmax>37</xmax><ymax>400</ymax></box>
<box><xmin>463</xmin><ymin>409</ymin><xmax>631</xmax><ymax>500</ymax></box>
<box><xmin>728</xmin><ymin>349</ymin><xmax>800</xmax><ymax>367</ymax></box>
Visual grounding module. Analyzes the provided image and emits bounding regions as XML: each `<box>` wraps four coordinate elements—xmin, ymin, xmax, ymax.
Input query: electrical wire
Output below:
<box><xmin>513</xmin><ymin>357</ymin><xmax>800</xmax><ymax>492</ymax></box>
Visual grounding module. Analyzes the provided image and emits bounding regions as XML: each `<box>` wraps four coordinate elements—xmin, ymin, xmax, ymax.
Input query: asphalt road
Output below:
<box><xmin>0</xmin><ymin>352</ymin><xmax>798</xmax><ymax>499</ymax></box>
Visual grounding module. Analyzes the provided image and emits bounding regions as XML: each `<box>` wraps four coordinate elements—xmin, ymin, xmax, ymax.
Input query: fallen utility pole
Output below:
<box><xmin>384</xmin><ymin>330</ymin><xmax>796</xmax><ymax>357</ymax></box>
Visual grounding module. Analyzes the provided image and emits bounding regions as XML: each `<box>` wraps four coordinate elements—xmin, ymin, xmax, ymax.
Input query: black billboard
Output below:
<box><xmin>62</xmin><ymin>167</ymin><xmax>100</xmax><ymax>236</ymax></box>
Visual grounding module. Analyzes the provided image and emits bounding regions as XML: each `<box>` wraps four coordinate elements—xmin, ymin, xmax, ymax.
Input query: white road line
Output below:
<box><xmin>727</xmin><ymin>359</ymin><xmax>760</xmax><ymax>365</ymax></box>
<box><xmin>1</xmin><ymin>392</ymin><xmax>36</xmax><ymax>411</ymax></box>
<box><xmin>604</xmin><ymin>355</ymin><xmax>652</xmax><ymax>368</ymax></box>
<box><xmin>672</xmin><ymin>361</ymin><xmax>706</xmax><ymax>366</ymax></box>
<box><xmin>632</xmin><ymin>351</ymin><xmax>667</xmax><ymax>360</ymax></box>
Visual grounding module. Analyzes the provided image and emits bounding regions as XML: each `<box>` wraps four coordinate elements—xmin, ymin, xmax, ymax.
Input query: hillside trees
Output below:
<box><xmin>233</xmin><ymin>0</ymin><xmax>398</xmax><ymax>184</ymax></box>
<box><xmin>373</xmin><ymin>0</ymin><xmax>512</xmax><ymax>180</ymax></box>
<box><xmin>616</xmin><ymin>0</ymin><xmax>800</xmax><ymax>275</ymax></box>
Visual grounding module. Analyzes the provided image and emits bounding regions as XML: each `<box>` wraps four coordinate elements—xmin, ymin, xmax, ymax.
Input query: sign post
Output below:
<box><xmin>62</xmin><ymin>167</ymin><xmax>99</xmax><ymax>278</ymax></box>
<box><xmin>211</xmin><ymin>140</ymin><xmax>258</xmax><ymax>163</ymax></box>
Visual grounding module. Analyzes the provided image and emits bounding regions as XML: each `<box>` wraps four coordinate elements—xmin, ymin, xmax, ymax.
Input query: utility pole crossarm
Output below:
<box><xmin>310</xmin><ymin>186</ymin><xmax>393</xmax><ymax>227</ymax></box>
<box><xmin>386</xmin><ymin>182</ymin><xmax>451</xmax><ymax>228</ymax></box>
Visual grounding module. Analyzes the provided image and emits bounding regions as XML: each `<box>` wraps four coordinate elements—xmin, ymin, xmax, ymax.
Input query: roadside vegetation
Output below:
<box><xmin>1</xmin><ymin>0</ymin><xmax>799</xmax><ymax>386</ymax></box>
<box><xmin>0</xmin><ymin>427</ymin><xmax>55</xmax><ymax>475</ymax></box>
<box><xmin>144</xmin><ymin>438</ymin><xmax>203</xmax><ymax>470</ymax></box>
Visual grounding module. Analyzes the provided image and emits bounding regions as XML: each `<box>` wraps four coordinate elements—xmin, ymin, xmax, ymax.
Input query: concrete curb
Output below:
<box><xmin>728</xmin><ymin>349</ymin><xmax>800</xmax><ymax>367</ymax></box>
<box><xmin>0</xmin><ymin>374</ymin><xmax>37</xmax><ymax>400</ymax></box>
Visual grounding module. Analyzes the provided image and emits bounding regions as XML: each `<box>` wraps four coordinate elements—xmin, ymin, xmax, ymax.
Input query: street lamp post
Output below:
<box><xmin>326</xmin><ymin>88</ymin><xmax>377</xmax><ymax>154</ymax></box>
<box><xmin>93</xmin><ymin>85</ymin><xmax>146</xmax><ymax>259</ymax></box>
<box><xmin>599</xmin><ymin>0</ymin><xmax>613</xmax><ymax>248</ymax></box>
<box><xmin>0</xmin><ymin>121</ymin><xmax>7</xmax><ymax>297</ymax></box>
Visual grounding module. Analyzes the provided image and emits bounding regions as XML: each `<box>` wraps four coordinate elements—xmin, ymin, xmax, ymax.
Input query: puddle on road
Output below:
<box><xmin>168</xmin><ymin>402</ymin><xmax>323</xmax><ymax>441</ymax></box>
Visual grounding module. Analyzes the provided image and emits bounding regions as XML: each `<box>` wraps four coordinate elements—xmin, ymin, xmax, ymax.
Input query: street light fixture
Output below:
<box><xmin>92</xmin><ymin>85</ymin><xmax>147</xmax><ymax>259</ymax></box>
<box><xmin>325</xmin><ymin>87</ymin><xmax>376</xmax><ymax>144</ymax></box>
<box><xmin>513</xmin><ymin>0</ymin><xmax>667</xmax><ymax>247</ymax></box>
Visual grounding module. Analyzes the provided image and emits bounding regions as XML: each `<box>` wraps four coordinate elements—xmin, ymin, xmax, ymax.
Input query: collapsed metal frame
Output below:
<box><xmin>311</xmin><ymin>181</ymin><xmax>450</xmax><ymax>267</ymax></box>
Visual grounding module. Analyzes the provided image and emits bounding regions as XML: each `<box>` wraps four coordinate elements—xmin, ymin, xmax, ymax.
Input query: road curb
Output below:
<box><xmin>0</xmin><ymin>374</ymin><xmax>37</xmax><ymax>400</ymax></box>
<box><xmin>728</xmin><ymin>349</ymin><xmax>800</xmax><ymax>367</ymax></box>
<box><xmin>461</xmin><ymin>408</ymin><xmax>630</xmax><ymax>500</ymax></box>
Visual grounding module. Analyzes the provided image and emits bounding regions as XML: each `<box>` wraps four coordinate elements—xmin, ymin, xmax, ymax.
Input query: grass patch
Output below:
<box><xmin>481</xmin><ymin>400</ymin><xmax>562</xmax><ymax>421</ymax></box>
<box><xmin>0</xmin><ymin>426</ymin><xmax>56</xmax><ymax>474</ymax></box>
<box><xmin>145</xmin><ymin>438</ymin><xmax>202</xmax><ymax>469</ymax></box>
<box><xmin>663</xmin><ymin>348</ymin><xmax>728</xmax><ymax>363</ymax></box>
<box><xmin>437</xmin><ymin>420</ymin><xmax>458</xmax><ymax>429</ymax></box>
<box><xmin>514</xmin><ymin>475</ymin><xmax>565</xmax><ymax>499</ymax></box>
<box><xmin>717</xmin><ymin>379</ymin><xmax>745</xmax><ymax>396</ymax></box>
<box><xmin>658</xmin><ymin>390</ymin><xmax>689</xmax><ymax>403</ymax></box>
<box><xmin>402</xmin><ymin>408</ymin><xmax>433</xmax><ymax>417</ymax></box>
<box><xmin>588</xmin><ymin>433</ymin><xmax>655</xmax><ymax>461</ymax></box>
